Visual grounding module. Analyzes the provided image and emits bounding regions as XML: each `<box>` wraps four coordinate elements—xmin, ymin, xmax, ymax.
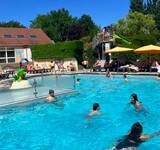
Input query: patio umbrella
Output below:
<box><xmin>135</xmin><ymin>45</ymin><xmax>160</xmax><ymax>54</ymax></box>
<box><xmin>135</xmin><ymin>45</ymin><xmax>160</xmax><ymax>71</ymax></box>
<box><xmin>105</xmin><ymin>46</ymin><xmax>133</xmax><ymax>53</ymax></box>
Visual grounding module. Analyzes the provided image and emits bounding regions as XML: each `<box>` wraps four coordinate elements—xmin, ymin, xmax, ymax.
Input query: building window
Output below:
<box><xmin>0</xmin><ymin>48</ymin><xmax>15</xmax><ymax>64</ymax></box>
<box><xmin>17</xmin><ymin>35</ymin><xmax>25</xmax><ymax>38</ymax></box>
<box><xmin>4</xmin><ymin>34</ymin><xmax>12</xmax><ymax>38</ymax></box>
<box><xmin>30</xmin><ymin>35</ymin><xmax>37</xmax><ymax>38</ymax></box>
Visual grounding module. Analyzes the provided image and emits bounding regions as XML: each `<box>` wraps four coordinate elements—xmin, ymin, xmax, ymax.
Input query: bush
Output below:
<box><xmin>31</xmin><ymin>40</ymin><xmax>84</xmax><ymax>63</ymax></box>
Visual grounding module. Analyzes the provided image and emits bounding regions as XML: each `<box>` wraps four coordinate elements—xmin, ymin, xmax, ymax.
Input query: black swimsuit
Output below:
<box><xmin>115</xmin><ymin>136</ymin><xmax>143</xmax><ymax>150</ymax></box>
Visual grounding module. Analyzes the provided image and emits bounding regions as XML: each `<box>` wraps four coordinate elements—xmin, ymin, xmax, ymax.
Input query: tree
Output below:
<box><xmin>31</xmin><ymin>8</ymin><xmax>76</xmax><ymax>42</ymax></box>
<box><xmin>145</xmin><ymin>0</ymin><xmax>160</xmax><ymax>29</ymax></box>
<box><xmin>0</xmin><ymin>21</ymin><xmax>25</xmax><ymax>28</ymax></box>
<box><xmin>114</xmin><ymin>12</ymin><xmax>158</xmax><ymax>38</ymax></box>
<box><xmin>78</xmin><ymin>15</ymin><xmax>99</xmax><ymax>39</ymax></box>
<box><xmin>130</xmin><ymin>0</ymin><xmax>144</xmax><ymax>13</ymax></box>
<box><xmin>65</xmin><ymin>24</ymin><xmax>85</xmax><ymax>41</ymax></box>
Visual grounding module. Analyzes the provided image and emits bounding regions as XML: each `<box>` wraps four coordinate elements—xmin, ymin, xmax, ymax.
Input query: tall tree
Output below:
<box><xmin>113</xmin><ymin>12</ymin><xmax>158</xmax><ymax>47</ymax></box>
<box><xmin>0</xmin><ymin>21</ymin><xmax>25</xmax><ymax>28</ymax></box>
<box><xmin>31</xmin><ymin>8</ymin><xmax>76</xmax><ymax>42</ymax></box>
<box><xmin>130</xmin><ymin>0</ymin><xmax>144</xmax><ymax>13</ymax></box>
<box><xmin>145</xmin><ymin>0</ymin><xmax>160</xmax><ymax>29</ymax></box>
<box><xmin>31</xmin><ymin>9</ymin><xmax>99</xmax><ymax>42</ymax></box>
<box><xmin>78</xmin><ymin>15</ymin><xmax>99</xmax><ymax>39</ymax></box>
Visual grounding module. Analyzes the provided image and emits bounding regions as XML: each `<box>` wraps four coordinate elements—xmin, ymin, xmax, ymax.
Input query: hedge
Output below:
<box><xmin>31</xmin><ymin>40</ymin><xmax>83</xmax><ymax>62</ymax></box>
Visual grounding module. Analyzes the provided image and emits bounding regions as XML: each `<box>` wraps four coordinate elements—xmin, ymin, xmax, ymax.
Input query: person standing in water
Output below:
<box><xmin>109</xmin><ymin>122</ymin><xmax>160</xmax><ymax>150</ymax></box>
<box><xmin>130</xmin><ymin>94</ymin><xmax>142</xmax><ymax>111</ymax></box>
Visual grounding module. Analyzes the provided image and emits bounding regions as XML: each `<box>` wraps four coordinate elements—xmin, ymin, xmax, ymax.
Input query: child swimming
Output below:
<box><xmin>109</xmin><ymin>122</ymin><xmax>160</xmax><ymax>150</ymax></box>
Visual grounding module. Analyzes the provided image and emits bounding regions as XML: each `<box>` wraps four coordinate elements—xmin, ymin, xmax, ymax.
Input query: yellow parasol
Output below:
<box><xmin>135</xmin><ymin>45</ymin><xmax>160</xmax><ymax>54</ymax></box>
<box><xmin>105</xmin><ymin>46</ymin><xmax>133</xmax><ymax>53</ymax></box>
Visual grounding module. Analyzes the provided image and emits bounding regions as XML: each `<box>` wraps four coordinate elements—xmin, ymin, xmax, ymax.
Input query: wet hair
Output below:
<box><xmin>129</xmin><ymin>122</ymin><xmax>143</xmax><ymax>140</ymax></box>
<box><xmin>93</xmin><ymin>103</ymin><xmax>100</xmax><ymax>111</ymax></box>
<box><xmin>77</xmin><ymin>78</ymin><xmax>80</xmax><ymax>82</ymax></box>
<box><xmin>49</xmin><ymin>89</ymin><xmax>55</xmax><ymax>97</ymax></box>
<box><xmin>131</xmin><ymin>93</ymin><xmax>138</xmax><ymax>104</ymax></box>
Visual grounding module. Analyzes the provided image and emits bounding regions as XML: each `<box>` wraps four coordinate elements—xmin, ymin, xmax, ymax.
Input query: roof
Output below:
<box><xmin>0</xmin><ymin>27</ymin><xmax>52</xmax><ymax>47</ymax></box>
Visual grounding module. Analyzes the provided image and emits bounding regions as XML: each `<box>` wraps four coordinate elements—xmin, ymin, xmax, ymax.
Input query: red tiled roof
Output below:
<box><xmin>0</xmin><ymin>27</ymin><xmax>52</xmax><ymax>47</ymax></box>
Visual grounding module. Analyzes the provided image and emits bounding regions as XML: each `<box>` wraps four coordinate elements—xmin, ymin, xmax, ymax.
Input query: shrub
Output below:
<box><xmin>31</xmin><ymin>40</ymin><xmax>83</xmax><ymax>63</ymax></box>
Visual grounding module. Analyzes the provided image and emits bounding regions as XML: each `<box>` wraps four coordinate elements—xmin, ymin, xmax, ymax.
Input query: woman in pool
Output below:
<box><xmin>130</xmin><ymin>94</ymin><xmax>142</xmax><ymax>111</ymax></box>
<box><xmin>88</xmin><ymin>103</ymin><xmax>101</xmax><ymax>116</ymax></box>
<box><xmin>46</xmin><ymin>89</ymin><xmax>56</xmax><ymax>102</ymax></box>
<box><xmin>110</xmin><ymin>122</ymin><xmax>160</xmax><ymax>150</ymax></box>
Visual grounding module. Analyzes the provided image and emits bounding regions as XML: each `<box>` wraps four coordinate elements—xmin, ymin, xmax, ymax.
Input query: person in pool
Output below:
<box><xmin>88</xmin><ymin>103</ymin><xmax>101</xmax><ymax>116</ymax></box>
<box><xmin>123</xmin><ymin>74</ymin><xmax>128</xmax><ymax>82</ymax></box>
<box><xmin>106</xmin><ymin>71</ymin><xmax>112</xmax><ymax>78</ymax></box>
<box><xmin>130</xmin><ymin>94</ymin><xmax>142</xmax><ymax>111</ymax></box>
<box><xmin>76</xmin><ymin>78</ymin><xmax>80</xmax><ymax>84</ymax></box>
<box><xmin>110</xmin><ymin>122</ymin><xmax>160</xmax><ymax>150</ymax></box>
<box><xmin>46</xmin><ymin>89</ymin><xmax>56</xmax><ymax>102</ymax></box>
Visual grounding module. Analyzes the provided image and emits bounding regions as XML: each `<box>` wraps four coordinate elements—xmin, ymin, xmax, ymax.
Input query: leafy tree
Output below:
<box><xmin>31</xmin><ymin>8</ymin><xmax>76</xmax><ymax>42</ymax></box>
<box><xmin>0</xmin><ymin>21</ymin><xmax>25</xmax><ymax>28</ymax></box>
<box><xmin>31</xmin><ymin>9</ymin><xmax>99</xmax><ymax>42</ymax></box>
<box><xmin>113</xmin><ymin>12</ymin><xmax>159</xmax><ymax>63</ymax></box>
<box><xmin>78</xmin><ymin>15</ymin><xmax>99</xmax><ymax>39</ymax></box>
<box><xmin>114</xmin><ymin>12</ymin><xmax>157</xmax><ymax>37</ymax></box>
<box><xmin>130</xmin><ymin>0</ymin><xmax>144</xmax><ymax>13</ymax></box>
<box><xmin>65</xmin><ymin>24</ymin><xmax>85</xmax><ymax>41</ymax></box>
<box><xmin>145</xmin><ymin>0</ymin><xmax>160</xmax><ymax>29</ymax></box>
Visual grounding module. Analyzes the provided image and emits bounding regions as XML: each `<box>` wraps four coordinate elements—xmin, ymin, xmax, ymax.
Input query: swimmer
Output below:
<box><xmin>130</xmin><ymin>94</ymin><xmax>142</xmax><ymax>111</ymax></box>
<box><xmin>106</xmin><ymin>71</ymin><xmax>112</xmax><ymax>78</ymax></box>
<box><xmin>123</xmin><ymin>74</ymin><xmax>128</xmax><ymax>82</ymax></box>
<box><xmin>76</xmin><ymin>78</ymin><xmax>80</xmax><ymax>84</ymax></box>
<box><xmin>88</xmin><ymin>103</ymin><xmax>101</xmax><ymax>116</ymax></box>
<box><xmin>46</xmin><ymin>89</ymin><xmax>56</xmax><ymax>102</ymax></box>
<box><xmin>110</xmin><ymin>122</ymin><xmax>160</xmax><ymax>150</ymax></box>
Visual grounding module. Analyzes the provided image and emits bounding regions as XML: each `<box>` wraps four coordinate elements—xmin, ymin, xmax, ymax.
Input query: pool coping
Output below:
<box><xmin>26</xmin><ymin>71</ymin><xmax>158</xmax><ymax>78</ymax></box>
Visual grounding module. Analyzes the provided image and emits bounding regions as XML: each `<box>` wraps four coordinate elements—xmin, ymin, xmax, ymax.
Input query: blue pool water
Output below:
<box><xmin>0</xmin><ymin>75</ymin><xmax>160</xmax><ymax>150</ymax></box>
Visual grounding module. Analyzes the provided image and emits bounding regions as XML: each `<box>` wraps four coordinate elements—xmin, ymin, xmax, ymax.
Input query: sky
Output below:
<box><xmin>0</xmin><ymin>0</ymin><xmax>130</xmax><ymax>28</ymax></box>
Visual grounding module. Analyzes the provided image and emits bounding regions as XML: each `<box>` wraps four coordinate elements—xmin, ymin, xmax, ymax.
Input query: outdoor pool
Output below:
<box><xmin>0</xmin><ymin>75</ymin><xmax>160</xmax><ymax>150</ymax></box>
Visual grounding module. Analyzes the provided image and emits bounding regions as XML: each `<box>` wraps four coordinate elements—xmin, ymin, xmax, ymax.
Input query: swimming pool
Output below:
<box><xmin>0</xmin><ymin>75</ymin><xmax>160</xmax><ymax>150</ymax></box>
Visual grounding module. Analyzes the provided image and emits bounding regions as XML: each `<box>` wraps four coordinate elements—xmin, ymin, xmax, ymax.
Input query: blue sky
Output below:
<box><xmin>0</xmin><ymin>0</ymin><xmax>130</xmax><ymax>27</ymax></box>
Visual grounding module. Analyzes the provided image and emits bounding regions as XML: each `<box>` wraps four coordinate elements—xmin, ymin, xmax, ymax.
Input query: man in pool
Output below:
<box><xmin>109</xmin><ymin>122</ymin><xmax>160</xmax><ymax>150</ymax></box>
<box><xmin>88</xmin><ymin>103</ymin><xmax>101</xmax><ymax>116</ymax></box>
<box><xmin>46</xmin><ymin>89</ymin><xmax>56</xmax><ymax>102</ymax></box>
<box><xmin>130</xmin><ymin>94</ymin><xmax>142</xmax><ymax>111</ymax></box>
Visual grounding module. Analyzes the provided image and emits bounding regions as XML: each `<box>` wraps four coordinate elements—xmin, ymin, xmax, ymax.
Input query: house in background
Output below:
<box><xmin>0</xmin><ymin>27</ymin><xmax>52</xmax><ymax>64</ymax></box>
